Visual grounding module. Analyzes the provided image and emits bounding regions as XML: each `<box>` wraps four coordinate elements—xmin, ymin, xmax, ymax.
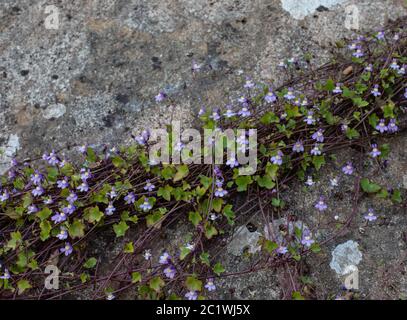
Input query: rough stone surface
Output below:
<box><xmin>227</xmin><ymin>225</ymin><xmax>262</xmax><ymax>256</ymax></box>
<box><xmin>330</xmin><ymin>240</ymin><xmax>363</xmax><ymax>275</ymax></box>
<box><xmin>1</xmin><ymin>0</ymin><xmax>407</xmax><ymax>300</ymax></box>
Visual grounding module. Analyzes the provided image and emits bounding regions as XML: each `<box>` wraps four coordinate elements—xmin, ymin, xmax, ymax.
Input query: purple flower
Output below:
<box><xmin>333</xmin><ymin>83</ymin><xmax>342</xmax><ymax>94</ymax></box>
<box><xmin>80</xmin><ymin>168</ymin><xmax>92</xmax><ymax>181</ymax></box>
<box><xmin>62</xmin><ymin>204</ymin><xmax>76</xmax><ymax>215</ymax></box>
<box><xmin>57</xmin><ymin>228</ymin><xmax>68</xmax><ymax>240</ymax></box>
<box><xmin>0</xmin><ymin>269</ymin><xmax>11</xmax><ymax>280</ymax></box>
<box><xmin>224</xmin><ymin>107</ymin><xmax>236</xmax><ymax>118</ymax></box>
<box><xmin>27</xmin><ymin>205</ymin><xmax>38</xmax><ymax>214</ymax></box>
<box><xmin>244</xmin><ymin>78</ymin><xmax>255</xmax><ymax>89</ymax></box>
<box><xmin>292</xmin><ymin>141</ymin><xmax>304</xmax><ymax>153</ymax></box>
<box><xmin>270</xmin><ymin>151</ymin><xmax>284</xmax><ymax>166</ymax></box>
<box><xmin>398</xmin><ymin>65</ymin><xmax>405</xmax><ymax>75</ymax></box>
<box><xmin>163</xmin><ymin>265</ymin><xmax>177</xmax><ymax>279</ymax></box>
<box><xmin>32</xmin><ymin>186</ymin><xmax>44</xmax><ymax>197</ymax></box>
<box><xmin>77</xmin><ymin>182</ymin><xmax>89</xmax><ymax>192</ymax></box>
<box><xmin>205</xmin><ymin>279</ymin><xmax>216</xmax><ymax>292</ymax></box>
<box><xmin>312</xmin><ymin>129</ymin><xmax>324</xmax><ymax>143</ymax></box>
<box><xmin>30</xmin><ymin>171</ymin><xmax>43</xmax><ymax>185</ymax></box>
<box><xmin>305</xmin><ymin>176</ymin><xmax>314</xmax><ymax>187</ymax></box>
<box><xmin>51</xmin><ymin>212</ymin><xmax>67</xmax><ymax>224</ymax></box>
<box><xmin>191</xmin><ymin>61</ymin><xmax>201</xmax><ymax>72</ymax></box>
<box><xmin>79</xmin><ymin>145</ymin><xmax>87</xmax><ymax>154</ymax></box>
<box><xmin>159</xmin><ymin>252</ymin><xmax>171</xmax><ymax>265</ymax></box>
<box><xmin>60</xmin><ymin>242</ymin><xmax>73</xmax><ymax>256</ymax></box>
<box><xmin>143</xmin><ymin>249</ymin><xmax>152</xmax><ymax>260</ymax></box>
<box><xmin>210</xmin><ymin>110</ymin><xmax>221</xmax><ymax>121</ymax></box>
<box><xmin>348</xmin><ymin>42</ymin><xmax>357</xmax><ymax>50</ymax></box>
<box><xmin>226</xmin><ymin>155</ymin><xmax>239</xmax><ymax>168</ymax></box>
<box><xmin>185</xmin><ymin>291</ymin><xmax>198</xmax><ymax>300</ymax></box>
<box><xmin>352</xmin><ymin>47</ymin><xmax>364</xmax><ymax>58</ymax></box>
<box><xmin>315</xmin><ymin>197</ymin><xmax>328</xmax><ymax>211</ymax></box>
<box><xmin>214</xmin><ymin>187</ymin><xmax>228</xmax><ymax>198</ymax></box>
<box><xmin>371</xmin><ymin>84</ymin><xmax>381</xmax><ymax>97</ymax></box>
<box><xmin>57</xmin><ymin>177</ymin><xmax>69</xmax><ymax>189</ymax></box>
<box><xmin>284</xmin><ymin>88</ymin><xmax>295</xmax><ymax>100</ymax></box>
<box><xmin>342</xmin><ymin>162</ymin><xmax>354</xmax><ymax>175</ymax></box>
<box><xmin>310</xmin><ymin>144</ymin><xmax>322</xmax><ymax>156</ymax></box>
<box><xmin>108</xmin><ymin>187</ymin><xmax>117</xmax><ymax>199</ymax></box>
<box><xmin>365</xmin><ymin>64</ymin><xmax>373</xmax><ymax>72</ymax></box>
<box><xmin>198</xmin><ymin>107</ymin><xmax>206</xmax><ymax>116</ymax></box>
<box><xmin>144</xmin><ymin>180</ymin><xmax>155</xmax><ymax>192</ymax></box>
<box><xmin>364</xmin><ymin>208</ymin><xmax>377</xmax><ymax>222</ymax></box>
<box><xmin>376</xmin><ymin>31</ymin><xmax>385</xmax><ymax>40</ymax></box>
<box><xmin>405</xmin><ymin>88</ymin><xmax>407</xmax><ymax>99</ymax></box>
<box><xmin>0</xmin><ymin>190</ymin><xmax>10</xmax><ymax>202</ymax></box>
<box><xmin>124</xmin><ymin>192</ymin><xmax>136</xmax><ymax>204</ymax></box>
<box><xmin>375</xmin><ymin>119</ymin><xmax>388</xmax><ymax>133</ymax></box>
<box><xmin>140</xmin><ymin>199</ymin><xmax>153</xmax><ymax>212</ymax></box>
<box><xmin>388</xmin><ymin>119</ymin><xmax>398</xmax><ymax>133</ymax></box>
<box><xmin>301</xmin><ymin>231</ymin><xmax>315</xmax><ymax>247</ymax></box>
<box><xmin>370</xmin><ymin>144</ymin><xmax>381</xmax><ymax>158</ymax></box>
<box><xmin>390</xmin><ymin>59</ymin><xmax>399</xmax><ymax>70</ymax></box>
<box><xmin>66</xmin><ymin>192</ymin><xmax>78</xmax><ymax>204</ymax></box>
<box><xmin>43</xmin><ymin>150</ymin><xmax>59</xmax><ymax>166</ymax></box>
<box><xmin>238</xmin><ymin>107</ymin><xmax>251</xmax><ymax>117</ymax></box>
<box><xmin>105</xmin><ymin>202</ymin><xmax>116</xmax><ymax>216</ymax></box>
<box><xmin>135</xmin><ymin>130</ymin><xmax>150</xmax><ymax>146</ymax></box>
<box><xmin>265</xmin><ymin>90</ymin><xmax>277</xmax><ymax>103</ymax></box>
<box><xmin>155</xmin><ymin>91</ymin><xmax>166</xmax><ymax>102</ymax></box>
<box><xmin>304</xmin><ymin>111</ymin><xmax>316</xmax><ymax>125</ymax></box>
<box><xmin>276</xmin><ymin>246</ymin><xmax>288</xmax><ymax>255</ymax></box>
<box><xmin>238</xmin><ymin>96</ymin><xmax>248</xmax><ymax>105</ymax></box>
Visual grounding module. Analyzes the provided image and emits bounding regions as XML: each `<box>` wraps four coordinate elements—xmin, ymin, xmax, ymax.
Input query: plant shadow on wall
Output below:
<box><xmin>0</xmin><ymin>19</ymin><xmax>406</xmax><ymax>300</ymax></box>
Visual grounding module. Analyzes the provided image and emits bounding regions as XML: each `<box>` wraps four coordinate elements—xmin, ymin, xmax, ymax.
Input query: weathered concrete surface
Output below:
<box><xmin>1</xmin><ymin>0</ymin><xmax>407</xmax><ymax>299</ymax></box>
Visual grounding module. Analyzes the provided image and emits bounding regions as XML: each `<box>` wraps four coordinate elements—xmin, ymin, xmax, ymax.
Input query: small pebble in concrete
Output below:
<box><xmin>281</xmin><ymin>0</ymin><xmax>346</xmax><ymax>20</ymax></box>
<box><xmin>42</xmin><ymin>104</ymin><xmax>66</xmax><ymax>120</ymax></box>
<box><xmin>227</xmin><ymin>226</ymin><xmax>262</xmax><ymax>256</ymax></box>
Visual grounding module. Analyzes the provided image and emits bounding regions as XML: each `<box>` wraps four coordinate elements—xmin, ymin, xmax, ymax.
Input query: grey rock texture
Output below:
<box><xmin>0</xmin><ymin>0</ymin><xmax>406</xmax><ymax>300</ymax></box>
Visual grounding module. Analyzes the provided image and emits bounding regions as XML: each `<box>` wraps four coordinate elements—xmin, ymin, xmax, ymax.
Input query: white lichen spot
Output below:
<box><xmin>42</xmin><ymin>103</ymin><xmax>66</xmax><ymax>120</ymax></box>
<box><xmin>281</xmin><ymin>0</ymin><xmax>346</xmax><ymax>20</ymax></box>
<box><xmin>0</xmin><ymin>134</ymin><xmax>21</xmax><ymax>175</ymax></box>
<box><xmin>227</xmin><ymin>226</ymin><xmax>261</xmax><ymax>256</ymax></box>
<box><xmin>329</xmin><ymin>240</ymin><xmax>362</xmax><ymax>275</ymax></box>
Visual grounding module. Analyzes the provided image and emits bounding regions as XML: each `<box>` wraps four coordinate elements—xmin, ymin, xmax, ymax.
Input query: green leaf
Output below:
<box><xmin>391</xmin><ymin>189</ymin><xmax>402</xmax><ymax>204</ymax></box>
<box><xmin>360</xmin><ymin>178</ymin><xmax>381</xmax><ymax>194</ymax></box>
<box><xmin>188</xmin><ymin>211</ymin><xmax>202</xmax><ymax>227</ymax></box>
<box><xmin>37</xmin><ymin>207</ymin><xmax>52</xmax><ymax>221</ymax></box>
<box><xmin>84</xmin><ymin>206</ymin><xmax>104</xmax><ymax>224</ymax></box>
<box><xmin>124</xmin><ymin>242</ymin><xmax>134</xmax><ymax>253</ymax></box>
<box><xmin>345</xmin><ymin>128</ymin><xmax>360</xmax><ymax>140</ymax></box>
<box><xmin>264</xmin><ymin>240</ymin><xmax>278</xmax><ymax>254</ymax></box>
<box><xmin>324</xmin><ymin>79</ymin><xmax>335</xmax><ymax>91</ymax></box>
<box><xmin>185</xmin><ymin>276</ymin><xmax>202</xmax><ymax>292</ymax></box>
<box><xmin>312</xmin><ymin>155</ymin><xmax>326</xmax><ymax>171</ymax></box>
<box><xmin>257</xmin><ymin>175</ymin><xmax>276</xmax><ymax>189</ymax></box>
<box><xmin>112</xmin><ymin>156</ymin><xmax>126</xmax><ymax>168</ymax></box>
<box><xmin>292</xmin><ymin>291</ymin><xmax>305</xmax><ymax>300</ymax></box>
<box><xmin>204</xmin><ymin>223</ymin><xmax>218</xmax><ymax>239</ymax></box>
<box><xmin>68</xmin><ymin>219</ymin><xmax>85</xmax><ymax>239</ymax></box>
<box><xmin>7</xmin><ymin>231</ymin><xmax>22</xmax><ymax>250</ymax></box>
<box><xmin>131</xmin><ymin>272</ymin><xmax>142</xmax><ymax>283</ymax></box>
<box><xmin>223</xmin><ymin>205</ymin><xmax>235</xmax><ymax>225</ymax></box>
<box><xmin>149</xmin><ymin>276</ymin><xmax>165</xmax><ymax>292</ymax></box>
<box><xmin>310</xmin><ymin>243</ymin><xmax>321</xmax><ymax>253</ymax></box>
<box><xmin>40</xmin><ymin>220</ymin><xmax>52</xmax><ymax>241</ymax></box>
<box><xmin>260</xmin><ymin>112</ymin><xmax>280</xmax><ymax>125</ymax></box>
<box><xmin>213</xmin><ymin>262</ymin><xmax>225</xmax><ymax>276</ymax></box>
<box><xmin>86</xmin><ymin>147</ymin><xmax>97</xmax><ymax>163</ymax></box>
<box><xmin>83</xmin><ymin>257</ymin><xmax>97</xmax><ymax>269</ymax></box>
<box><xmin>212</xmin><ymin>198</ymin><xmax>223</xmax><ymax>213</ymax></box>
<box><xmin>173</xmin><ymin>164</ymin><xmax>189</xmax><ymax>182</ymax></box>
<box><xmin>235</xmin><ymin>175</ymin><xmax>253</xmax><ymax>192</ymax></box>
<box><xmin>157</xmin><ymin>185</ymin><xmax>173</xmax><ymax>201</ymax></box>
<box><xmin>200</xmin><ymin>252</ymin><xmax>210</xmax><ymax>266</ymax></box>
<box><xmin>180</xmin><ymin>247</ymin><xmax>191</xmax><ymax>260</ymax></box>
<box><xmin>17</xmin><ymin>279</ymin><xmax>32</xmax><ymax>295</ymax></box>
<box><xmin>113</xmin><ymin>221</ymin><xmax>129</xmax><ymax>238</ymax></box>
